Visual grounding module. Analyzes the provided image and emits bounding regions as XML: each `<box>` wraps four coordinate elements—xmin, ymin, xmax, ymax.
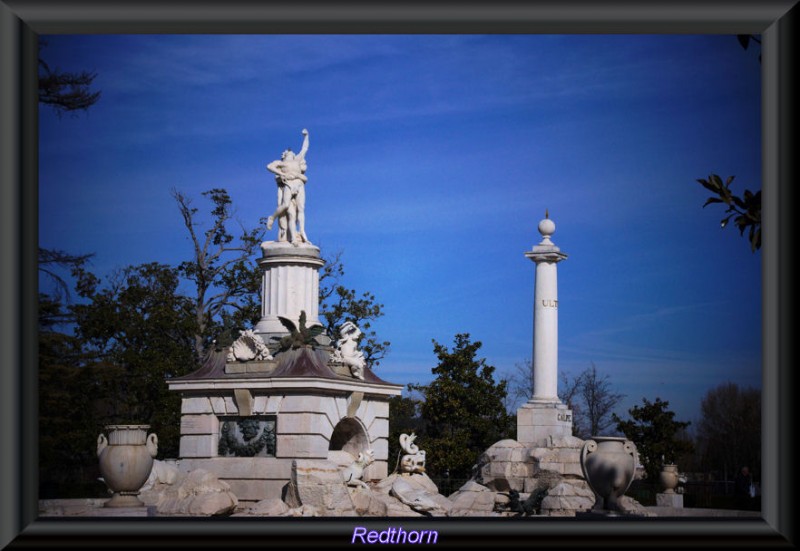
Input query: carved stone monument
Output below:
<box><xmin>516</xmin><ymin>212</ymin><xmax>574</xmax><ymax>446</ymax></box>
<box><xmin>167</xmin><ymin>129</ymin><xmax>402</xmax><ymax>505</ymax></box>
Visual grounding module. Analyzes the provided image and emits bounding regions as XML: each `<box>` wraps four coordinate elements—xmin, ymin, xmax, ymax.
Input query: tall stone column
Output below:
<box><xmin>517</xmin><ymin>213</ymin><xmax>573</xmax><ymax>446</ymax></box>
<box><xmin>252</xmin><ymin>241</ymin><xmax>325</xmax><ymax>343</ymax></box>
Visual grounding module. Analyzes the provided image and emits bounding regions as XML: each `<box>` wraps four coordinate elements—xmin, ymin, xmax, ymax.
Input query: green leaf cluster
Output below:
<box><xmin>613</xmin><ymin>397</ymin><xmax>693</xmax><ymax>480</ymax></box>
<box><xmin>408</xmin><ymin>334</ymin><xmax>515</xmax><ymax>480</ymax></box>
<box><xmin>272</xmin><ymin>311</ymin><xmax>326</xmax><ymax>351</ymax></box>
<box><xmin>695</xmin><ymin>174</ymin><xmax>761</xmax><ymax>252</ymax></box>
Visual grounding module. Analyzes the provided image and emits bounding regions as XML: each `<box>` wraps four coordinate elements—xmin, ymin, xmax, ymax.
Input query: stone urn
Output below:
<box><xmin>97</xmin><ymin>425</ymin><xmax>158</xmax><ymax>507</ymax></box>
<box><xmin>659</xmin><ymin>463</ymin><xmax>680</xmax><ymax>494</ymax></box>
<box><xmin>580</xmin><ymin>436</ymin><xmax>638</xmax><ymax>512</ymax></box>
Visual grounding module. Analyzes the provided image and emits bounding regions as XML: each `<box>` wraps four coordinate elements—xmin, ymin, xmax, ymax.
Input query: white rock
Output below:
<box><xmin>476</xmin><ymin>439</ymin><xmax>535</xmax><ymax>492</ymax></box>
<box><xmin>391</xmin><ymin>477</ymin><xmax>448</xmax><ymax>516</ymax></box>
<box><xmin>155</xmin><ymin>469</ymin><xmax>238</xmax><ymax>516</ymax></box>
<box><xmin>238</xmin><ymin>498</ymin><xmax>290</xmax><ymax>516</ymax></box>
<box><xmin>448</xmin><ymin>481</ymin><xmax>496</xmax><ymax>513</ymax></box>
<box><xmin>285</xmin><ymin>459</ymin><xmax>357</xmax><ymax>516</ymax></box>
<box><xmin>540</xmin><ymin>480</ymin><xmax>595</xmax><ymax>516</ymax></box>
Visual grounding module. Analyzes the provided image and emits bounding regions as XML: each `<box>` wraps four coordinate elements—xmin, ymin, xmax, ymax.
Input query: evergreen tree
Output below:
<box><xmin>409</xmin><ymin>334</ymin><xmax>514</xmax><ymax>480</ymax></box>
<box><xmin>613</xmin><ymin>397</ymin><xmax>693</xmax><ymax>480</ymax></box>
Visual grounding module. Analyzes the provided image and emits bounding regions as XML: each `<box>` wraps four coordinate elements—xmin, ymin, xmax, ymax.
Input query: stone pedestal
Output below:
<box><xmin>252</xmin><ymin>241</ymin><xmax>325</xmax><ymax>343</ymax></box>
<box><xmin>656</xmin><ymin>492</ymin><xmax>684</xmax><ymax>508</ymax></box>
<box><xmin>516</xmin><ymin>401</ymin><xmax>573</xmax><ymax>446</ymax></box>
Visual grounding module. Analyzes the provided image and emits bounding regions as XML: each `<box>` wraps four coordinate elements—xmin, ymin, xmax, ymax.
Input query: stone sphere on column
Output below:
<box><xmin>538</xmin><ymin>217</ymin><xmax>556</xmax><ymax>240</ymax></box>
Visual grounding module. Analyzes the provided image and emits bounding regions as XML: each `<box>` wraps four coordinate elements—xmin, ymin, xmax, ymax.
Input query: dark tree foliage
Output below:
<box><xmin>38</xmin><ymin>41</ymin><xmax>100</xmax><ymax>114</ymax></box>
<box><xmin>71</xmin><ymin>263</ymin><xmax>199</xmax><ymax>459</ymax></box>
<box><xmin>319</xmin><ymin>251</ymin><xmax>390</xmax><ymax>369</ymax></box>
<box><xmin>613</xmin><ymin>397</ymin><xmax>693</xmax><ymax>480</ymax></box>
<box><xmin>696</xmin><ymin>383</ymin><xmax>761</xmax><ymax>481</ymax></box>
<box><xmin>409</xmin><ymin>334</ymin><xmax>514</xmax><ymax>480</ymax></box>
<box><xmin>695</xmin><ymin>174</ymin><xmax>761</xmax><ymax>252</ymax></box>
<box><xmin>693</xmin><ymin>37</ymin><xmax>761</xmax><ymax>253</ymax></box>
<box><xmin>387</xmin><ymin>395</ymin><xmax>423</xmax><ymax>473</ymax></box>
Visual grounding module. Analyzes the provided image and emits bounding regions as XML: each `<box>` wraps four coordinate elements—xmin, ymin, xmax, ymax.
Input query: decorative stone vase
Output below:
<box><xmin>97</xmin><ymin>425</ymin><xmax>158</xmax><ymax>507</ymax></box>
<box><xmin>659</xmin><ymin>463</ymin><xmax>680</xmax><ymax>494</ymax></box>
<box><xmin>580</xmin><ymin>436</ymin><xmax>638</xmax><ymax>512</ymax></box>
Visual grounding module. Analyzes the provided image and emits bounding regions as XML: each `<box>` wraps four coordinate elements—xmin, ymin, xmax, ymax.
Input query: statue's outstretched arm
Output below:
<box><xmin>297</xmin><ymin>129</ymin><xmax>309</xmax><ymax>160</ymax></box>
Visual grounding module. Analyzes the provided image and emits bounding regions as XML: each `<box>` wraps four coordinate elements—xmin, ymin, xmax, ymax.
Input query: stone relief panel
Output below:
<box><xmin>217</xmin><ymin>416</ymin><xmax>277</xmax><ymax>458</ymax></box>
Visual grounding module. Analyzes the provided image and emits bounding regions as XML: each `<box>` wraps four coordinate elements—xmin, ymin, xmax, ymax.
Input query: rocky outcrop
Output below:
<box><xmin>475</xmin><ymin>439</ymin><xmax>535</xmax><ymax>492</ymax></box>
<box><xmin>448</xmin><ymin>480</ymin><xmax>497</xmax><ymax>515</ymax></box>
<box><xmin>154</xmin><ymin>469</ymin><xmax>238</xmax><ymax>516</ymax></box>
<box><xmin>528</xmin><ymin>435</ymin><xmax>585</xmax><ymax>478</ymax></box>
<box><xmin>539</xmin><ymin>480</ymin><xmax>595</xmax><ymax>516</ymax></box>
<box><xmin>233</xmin><ymin>498</ymin><xmax>290</xmax><ymax>516</ymax></box>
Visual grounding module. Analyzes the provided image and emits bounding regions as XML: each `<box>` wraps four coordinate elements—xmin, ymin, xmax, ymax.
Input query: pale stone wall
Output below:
<box><xmin>177</xmin><ymin>391</ymin><xmax>392</xmax><ymax>501</ymax></box>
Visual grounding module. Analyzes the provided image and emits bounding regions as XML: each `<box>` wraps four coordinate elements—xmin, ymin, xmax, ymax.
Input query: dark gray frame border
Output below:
<box><xmin>1</xmin><ymin>1</ymin><xmax>795</xmax><ymax>548</ymax></box>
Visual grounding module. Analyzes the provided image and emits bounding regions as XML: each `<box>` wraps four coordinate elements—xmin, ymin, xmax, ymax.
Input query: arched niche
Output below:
<box><xmin>328</xmin><ymin>417</ymin><xmax>369</xmax><ymax>457</ymax></box>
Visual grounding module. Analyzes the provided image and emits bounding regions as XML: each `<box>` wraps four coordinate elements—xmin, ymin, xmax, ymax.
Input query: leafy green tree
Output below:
<box><xmin>319</xmin><ymin>251</ymin><xmax>390</xmax><ymax>368</ymax></box>
<box><xmin>695</xmin><ymin>174</ymin><xmax>761</xmax><ymax>252</ymax></box>
<box><xmin>613</xmin><ymin>397</ymin><xmax>693</xmax><ymax>480</ymax></box>
<box><xmin>71</xmin><ymin>262</ymin><xmax>198</xmax><ymax>458</ymax></box>
<box><xmin>172</xmin><ymin>188</ymin><xmax>264</xmax><ymax>361</ymax></box>
<box><xmin>409</xmin><ymin>334</ymin><xmax>514</xmax><ymax>480</ymax></box>
<box><xmin>696</xmin><ymin>383</ymin><xmax>761</xmax><ymax>481</ymax></box>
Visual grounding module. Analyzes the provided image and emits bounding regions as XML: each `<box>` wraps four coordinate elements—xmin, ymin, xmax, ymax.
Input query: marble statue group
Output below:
<box><xmin>266</xmin><ymin>128</ymin><xmax>311</xmax><ymax>245</ymax></box>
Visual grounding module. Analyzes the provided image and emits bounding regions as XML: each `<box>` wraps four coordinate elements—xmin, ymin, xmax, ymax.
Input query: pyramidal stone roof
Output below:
<box><xmin>172</xmin><ymin>346</ymin><xmax>396</xmax><ymax>386</ymax></box>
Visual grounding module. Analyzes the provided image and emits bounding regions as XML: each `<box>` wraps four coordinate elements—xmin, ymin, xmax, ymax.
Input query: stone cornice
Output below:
<box><xmin>167</xmin><ymin>376</ymin><xmax>403</xmax><ymax>397</ymax></box>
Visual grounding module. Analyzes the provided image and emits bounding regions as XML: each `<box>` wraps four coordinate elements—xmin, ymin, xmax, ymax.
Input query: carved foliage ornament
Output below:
<box><xmin>218</xmin><ymin>418</ymin><xmax>276</xmax><ymax>457</ymax></box>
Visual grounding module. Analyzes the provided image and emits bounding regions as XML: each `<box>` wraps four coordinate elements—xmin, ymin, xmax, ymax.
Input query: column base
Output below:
<box><xmin>516</xmin><ymin>400</ymin><xmax>573</xmax><ymax>446</ymax></box>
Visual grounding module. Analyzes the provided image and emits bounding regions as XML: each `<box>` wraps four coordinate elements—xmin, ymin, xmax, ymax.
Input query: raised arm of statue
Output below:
<box><xmin>266</xmin><ymin>160</ymin><xmax>285</xmax><ymax>178</ymax></box>
<box><xmin>297</xmin><ymin>129</ymin><xmax>309</xmax><ymax>161</ymax></box>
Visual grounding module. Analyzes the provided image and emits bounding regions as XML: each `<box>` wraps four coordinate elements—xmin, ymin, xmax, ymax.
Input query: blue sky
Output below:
<box><xmin>39</xmin><ymin>34</ymin><xmax>762</xmax><ymax>428</ymax></box>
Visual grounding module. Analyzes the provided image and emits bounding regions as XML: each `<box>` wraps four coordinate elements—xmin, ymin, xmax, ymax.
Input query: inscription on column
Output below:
<box><xmin>541</xmin><ymin>299</ymin><xmax>559</xmax><ymax>308</ymax></box>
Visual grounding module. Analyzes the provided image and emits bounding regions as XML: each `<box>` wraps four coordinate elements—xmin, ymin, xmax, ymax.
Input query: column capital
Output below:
<box><xmin>525</xmin><ymin>213</ymin><xmax>568</xmax><ymax>263</ymax></box>
<box><xmin>525</xmin><ymin>247</ymin><xmax>568</xmax><ymax>264</ymax></box>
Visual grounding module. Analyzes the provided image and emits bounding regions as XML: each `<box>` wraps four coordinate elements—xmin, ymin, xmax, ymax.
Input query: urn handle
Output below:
<box><xmin>580</xmin><ymin>439</ymin><xmax>597</xmax><ymax>481</ymax></box>
<box><xmin>96</xmin><ymin>434</ymin><xmax>108</xmax><ymax>457</ymax></box>
<box><xmin>146</xmin><ymin>433</ymin><xmax>159</xmax><ymax>458</ymax></box>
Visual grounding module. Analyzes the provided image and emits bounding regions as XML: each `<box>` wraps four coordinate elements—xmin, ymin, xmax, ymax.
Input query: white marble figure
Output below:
<box><xmin>227</xmin><ymin>329</ymin><xmax>273</xmax><ymax>362</ymax></box>
<box><xmin>266</xmin><ymin>128</ymin><xmax>310</xmax><ymax>245</ymax></box>
<box><xmin>330</xmin><ymin>321</ymin><xmax>366</xmax><ymax>379</ymax></box>
<box><xmin>341</xmin><ymin>449</ymin><xmax>375</xmax><ymax>489</ymax></box>
<box><xmin>399</xmin><ymin>433</ymin><xmax>426</xmax><ymax>474</ymax></box>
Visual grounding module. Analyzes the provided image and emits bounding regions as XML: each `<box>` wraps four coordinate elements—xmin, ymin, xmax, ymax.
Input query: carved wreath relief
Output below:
<box><xmin>218</xmin><ymin>417</ymin><xmax>277</xmax><ymax>457</ymax></box>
